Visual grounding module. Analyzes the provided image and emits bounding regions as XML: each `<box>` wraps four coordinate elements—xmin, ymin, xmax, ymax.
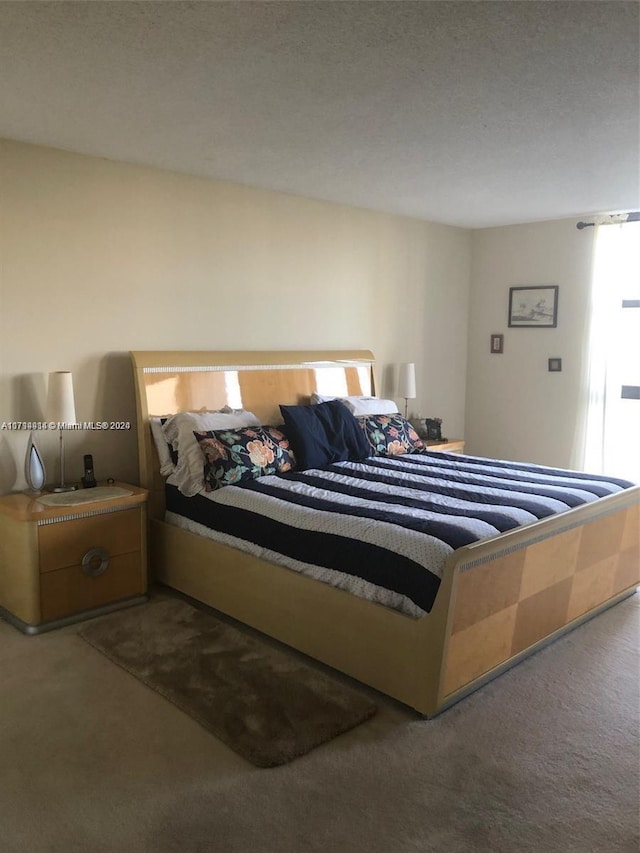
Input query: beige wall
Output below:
<box><xmin>0</xmin><ymin>139</ymin><xmax>471</xmax><ymax>493</ymax></box>
<box><xmin>465</xmin><ymin>219</ymin><xmax>596</xmax><ymax>467</ymax></box>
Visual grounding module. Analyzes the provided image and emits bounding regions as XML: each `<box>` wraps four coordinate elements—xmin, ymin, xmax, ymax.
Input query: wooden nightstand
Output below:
<box><xmin>426</xmin><ymin>439</ymin><xmax>466</xmax><ymax>454</ymax></box>
<box><xmin>0</xmin><ymin>483</ymin><xmax>147</xmax><ymax>634</ymax></box>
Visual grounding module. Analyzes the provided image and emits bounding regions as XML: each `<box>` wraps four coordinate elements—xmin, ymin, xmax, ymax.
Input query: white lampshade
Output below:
<box><xmin>397</xmin><ymin>363</ymin><xmax>416</xmax><ymax>400</ymax></box>
<box><xmin>46</xmin><ymin>372</ymin><xmax>77</xmax><ymax>425</ymax></box>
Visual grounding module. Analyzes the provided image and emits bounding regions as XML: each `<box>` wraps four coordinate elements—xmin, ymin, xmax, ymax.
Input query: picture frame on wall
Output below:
<box><xmin>508</xmin><ymin>285</ymin><xmax>559</xmax><ymax>328</ymax></box>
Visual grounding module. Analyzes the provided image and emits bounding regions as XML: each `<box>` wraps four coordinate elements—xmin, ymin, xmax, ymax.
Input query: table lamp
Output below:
<box><xmin>397</xmin><ymin>362</ymin><xmax>416</xmax><ymax>418</ymax></box>
<box><xmin>46</xmin><ymin>371</ymin><xmax>77</xmax><ymax>492</ymax></box>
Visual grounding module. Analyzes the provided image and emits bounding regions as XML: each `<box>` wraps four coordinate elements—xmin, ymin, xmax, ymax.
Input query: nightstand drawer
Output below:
<box><xmin>38</xmin><ymin>508</ymin><xmax>141</xmax><ymax>574</ymax></box>
<box><xmin>40</xmin><ymin>551</ymin><xmax>144</xmax><ymax>621</ymax></box>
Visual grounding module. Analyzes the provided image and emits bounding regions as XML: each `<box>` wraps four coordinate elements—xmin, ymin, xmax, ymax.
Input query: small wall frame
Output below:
<box><xmin>508</xmin><ymin>286</ymin><xmax>558</xmax><ymax>328</ymax></box>
<box><xmin>490</xmin><ymin>333</ymin><xmax>504</xmax><ymax>353</ymax></box>
<box><xmin>548</xmin><ymin>358</ymin><xmax>562</xmax><ymax>372</ymax></box>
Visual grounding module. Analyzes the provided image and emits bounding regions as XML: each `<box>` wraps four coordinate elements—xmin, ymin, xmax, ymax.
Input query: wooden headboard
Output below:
<box><xmin>130</xmin><ymin>349</ymin><xmax>376</xmax><ymax>519</ymax></box>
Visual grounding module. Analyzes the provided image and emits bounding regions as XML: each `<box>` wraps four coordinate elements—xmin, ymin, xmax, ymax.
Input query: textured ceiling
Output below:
<box><xmin>1</xmin><ymin>1</ymin><xmax>638</xmax><ymax>228</ymax></box>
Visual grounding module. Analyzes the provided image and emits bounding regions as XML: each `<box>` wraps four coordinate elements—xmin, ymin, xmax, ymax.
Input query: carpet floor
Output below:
<box><xmin>0</xmin><ymin>590</ymin><xmax>638</xmax><ymax>852</ymax></box>
<box><xmin>78</xmin><ymin>598</ymin><xmax>376</xmax><ymax>767</ymax></box>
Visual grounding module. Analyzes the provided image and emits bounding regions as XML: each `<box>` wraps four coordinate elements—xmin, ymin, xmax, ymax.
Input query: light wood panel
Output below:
<box><xmin>40</xmin><ymin>551</ymin><xmax>145</xmax><ymax>621</ymax></box>
<box><xmin>427</xmin><ymin>439</ymin><xmax>466</xmax><ymax>454</ymax></box>
<box><xmin>0</xmin><ymin>511</ymin><xmax>41</xmax><ymax>624</ymax></box>
<box><xmin>0</xmin><ymin>484</ymin><xmax>148</xmax><ymax>523</ymax></box>
<box><xmin>441</xmin><ymin>500</ymin><xmax>640</xmax><ymax>699</ymax></box>
<box><xmin>39</xmin><ymin>509</ymin><xmax>141</xmax><ymax>573</ymax></box>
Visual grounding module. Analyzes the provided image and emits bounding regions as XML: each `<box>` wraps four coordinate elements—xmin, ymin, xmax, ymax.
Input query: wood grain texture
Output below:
<box><xmin>40</xmin><ymin>551</ymin><xmax>145</xmax><ymax>621</ymax></box>
<box><xmin>519</xmin><ymin>527</ymin><xmax>581</xmax><ymax>599</ymax></box>
<box><xmin>444</xmin><ymin>604</ymin><xmax>519</xmax><ymax>697</ymax></box>
<box><xmin>426</xmin><ymin>440</ymin><xmax>465</xmax><ymax>454</ymax></box>
<box><xmin>0</xmin><ymin>512</ymin><xmax>41</xmax><ymax>624</ymax></box>
<box><xmin>39</xmin><ymin>508</ymin><xmax>141</xmax><ymax>573</ymax></box>
<box><xmin>0</xmin><ymin>484</ymin><xmax>147</xmax><ymax>522</ymax></box>
<box><xmin>576</xmin><ymin>511</ymin><xmax>626</xmax><ymax>571</ymax></box>
<box><xmin>451</xmin><ymin>550</ymin><xmax>525</xmax><ymax>634</ymax></box>
<box><xmin>442</xmin><ymin>502</ymin><xmax>640</xmax><ymax>699</ymax></box>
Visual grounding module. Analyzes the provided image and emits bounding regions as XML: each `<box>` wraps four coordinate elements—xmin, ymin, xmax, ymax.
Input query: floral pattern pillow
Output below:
<box><xmin>194</xmin><ymin>426</ymin><xmax>297</xmax><ymax>491</ymax></box>
<box><xmin>357</xmin><ymin>414</ymin><xmax>427</xmax><ymax>456</ymax></box>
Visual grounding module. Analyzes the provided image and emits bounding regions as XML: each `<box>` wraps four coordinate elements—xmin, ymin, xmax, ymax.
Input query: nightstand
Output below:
<box><xmin>0</xmin><ymin>483</ymin><xmax>147</xmax><ymax>634</ymax></box>
<box><xmin>426</xmin><ymin>439</ymin><xmax>466</xmax><ymax>454</ymax></box>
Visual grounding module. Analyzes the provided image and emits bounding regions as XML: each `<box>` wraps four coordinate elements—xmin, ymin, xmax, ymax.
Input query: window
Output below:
<box><xmin>583</xmin><ymin>222</ymin><xmax>640</xmax><ymax>482</ymax></box>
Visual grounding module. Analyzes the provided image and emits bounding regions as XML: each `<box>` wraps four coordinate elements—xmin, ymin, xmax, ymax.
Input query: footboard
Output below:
<box><xmin>436</xmin><ymin>488</ymin><xmax>639</xmax><ymax>712</ymax></box>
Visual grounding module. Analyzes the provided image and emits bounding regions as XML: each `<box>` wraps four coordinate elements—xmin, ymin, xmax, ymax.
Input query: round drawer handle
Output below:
<box><xmin>81</xmin><ymin>547</ymin><xmax>110</xmax><ymax>577</ymax></box>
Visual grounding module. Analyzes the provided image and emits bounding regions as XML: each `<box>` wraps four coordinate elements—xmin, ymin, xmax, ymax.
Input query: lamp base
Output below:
<box><xmin>49</xmin><ymin>483</ymin><xmax>77</xmax><ymax>493</ymax></box>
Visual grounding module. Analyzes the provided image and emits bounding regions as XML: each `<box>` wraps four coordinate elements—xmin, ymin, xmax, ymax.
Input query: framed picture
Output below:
<box><xmin>548</xmin><ymin>358</ymin><xmax>562</xmax><ymax>372</ymax></box>
<box><xmin>508</xmin><ymin>286</ymin><xmax>558</xmax><ymax>328</ymax></box>
<box><xmin>490</xmin><ymin>333</ymin><xmax>504</xmax><ymax>353</ymax></box>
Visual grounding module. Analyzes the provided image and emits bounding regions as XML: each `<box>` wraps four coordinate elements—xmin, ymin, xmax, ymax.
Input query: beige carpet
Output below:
<box><xmin>78</xmin><ymin>597</ymin><xmax>376</xmax><ymax>767</ymax></box>
<box><xmin>0</xmin><ymin>590</ymin><xmax>638</xmax><ymax>852</ymax></box>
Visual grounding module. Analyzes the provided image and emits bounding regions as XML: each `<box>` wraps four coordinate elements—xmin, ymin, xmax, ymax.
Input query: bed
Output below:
<box><xmin>131</xmin><ymin>349</ymin><xmax>640</xmax><ymax>716</ymax></box>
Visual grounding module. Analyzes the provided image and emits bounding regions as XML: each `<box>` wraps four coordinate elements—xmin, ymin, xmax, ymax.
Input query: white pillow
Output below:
<box><xmin>149</xmin><ymin>417</ymin><xmax>176</xmax><ymax>476</ymax></box>
<box><xmin>339</xmin><ymin>397</ymin><xmax>399</xmax><ymax>416</ymax></box>
<box><xmin>162</xmin><ymin>409</ymin><xmax>260</xmax><ymax>496</ymax></box>
<box><xmin>310</xmin><ymin>394</ymin><xmax>398</xmax><ymax>417</ymax></box>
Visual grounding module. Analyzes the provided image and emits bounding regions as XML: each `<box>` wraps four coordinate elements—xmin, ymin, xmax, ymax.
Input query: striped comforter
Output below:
<box><xmin>165</xmin><ymin>452</ymin><xmax>633</xmax><ymax>618</ymax></box>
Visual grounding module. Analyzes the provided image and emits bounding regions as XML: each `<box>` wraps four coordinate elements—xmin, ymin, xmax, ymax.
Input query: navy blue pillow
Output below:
<box><xmin>279</xmin><ymin>400</ymin><xmax>371</xmax><ymax>470</ymax></box>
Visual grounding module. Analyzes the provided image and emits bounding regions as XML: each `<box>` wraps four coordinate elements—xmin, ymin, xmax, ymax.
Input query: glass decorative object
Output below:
<box><xmin>25</xmin><ymin>432</ymin><xmax>46</xmax><ymax>493</ymax></box>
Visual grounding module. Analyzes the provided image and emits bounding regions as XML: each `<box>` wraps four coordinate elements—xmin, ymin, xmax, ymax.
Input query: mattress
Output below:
<box><xmin>165</xmin><ymin>452</ymin><xmax>633</xmax><ymax>618</ymax></box>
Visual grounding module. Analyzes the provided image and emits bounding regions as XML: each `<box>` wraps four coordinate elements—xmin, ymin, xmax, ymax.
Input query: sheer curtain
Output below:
<box><xmin>582</xmin><ymin>221</ymin><xmax>640</xmax><ymax>482</ymax></box>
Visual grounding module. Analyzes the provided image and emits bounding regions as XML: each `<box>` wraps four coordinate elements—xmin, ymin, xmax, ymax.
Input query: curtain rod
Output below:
<box><xmin>576</xmin><ymin>211</ymin><xmax>640</xmax><ymax>230</ymax></box>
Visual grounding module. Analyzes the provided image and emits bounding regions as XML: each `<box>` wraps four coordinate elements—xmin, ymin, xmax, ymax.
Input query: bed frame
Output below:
<box><xmin>131</xmin><ymin>349</ymin><xmax>640</xmax><ymax>716</ymax></box>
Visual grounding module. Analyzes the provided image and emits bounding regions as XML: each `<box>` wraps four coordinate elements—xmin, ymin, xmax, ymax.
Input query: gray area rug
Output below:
<box><xmin>78</xmin><ymin>598</ymin><xmax>376</xmax><ymax>767</ymax></box>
